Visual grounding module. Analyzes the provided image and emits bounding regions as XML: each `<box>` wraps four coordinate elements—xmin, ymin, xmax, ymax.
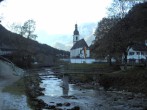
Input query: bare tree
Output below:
<box><xmin>107</xmin><ymin>0</ymin><xmax>140</xmax><ymax>18</ymax></box>
<box><xmin>22</xmin><ymin>19</ymin><xmax>36</xmax><ymax>39</ymax></box>
<box><xmin>10</xmin><ymin>23</ymin><xmax>22</xmax><ymax>34</ymax></box>
<box><xmin>126</xmin><ymin>0</ymin><xmax>146</xmax><ymax>3</ymax></box>
<box><xmin>10</xmin><ymin>19</ymin><xmax>38</xmax><ymax>40</ymax></box>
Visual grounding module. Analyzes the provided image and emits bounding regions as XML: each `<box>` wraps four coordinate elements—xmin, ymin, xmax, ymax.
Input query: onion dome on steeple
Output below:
<box><xmin>73</xmin><ymin>24</ymin><xmax>79</xmax><ymax>35</ymax></box>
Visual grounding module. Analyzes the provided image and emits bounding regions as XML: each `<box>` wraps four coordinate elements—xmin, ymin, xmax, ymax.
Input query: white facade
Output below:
<box><xmin>70</xmin><ymin>58</ymin><xmax>95</xmax><ymax>64</ymax></box>
<box><xmin>0</xmin><ymin>48</ymin><xmax>13</xmax><ymax>55</ymax></box>
<box><xmin>70</xmin><ymin>47</ymin><xmax>90</xmax><ymax>58</ymax></box>
<box><xmin>127</xmin><ymin>48</ymin><xmax>147</xmax><ymax>63</ymax></box>
<box><xmin>73</xmin><ymin>35</ymin><xmax>79</xmax><ymax>45</ymax></box>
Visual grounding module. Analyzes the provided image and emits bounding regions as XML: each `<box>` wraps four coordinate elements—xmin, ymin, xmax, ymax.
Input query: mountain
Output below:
<box><xmin>0</xmin><ymin>24</ymin><xmax>69</xmax><ymax>67</ymax></box>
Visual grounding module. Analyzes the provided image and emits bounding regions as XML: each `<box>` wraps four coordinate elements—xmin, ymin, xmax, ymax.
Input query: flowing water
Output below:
<box><xmin>38</xmin><ymin>68</ymin><xmax>147</xmax><ymax>110</ymax></box>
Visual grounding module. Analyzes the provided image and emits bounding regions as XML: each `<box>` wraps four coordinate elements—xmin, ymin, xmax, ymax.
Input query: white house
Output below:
<box><xmin>0</xmin><ymin>48</ymin><xmax>15</xmax><ymax>56</ymax></box>
<box><xmin>70</xmin><ymin>24</ymin><xmax>95</xmax><ymax>64</ymax></box>
<box><xmin>126</xmin><ymin>42</ymin><xmax>147</xmax><ymax>64</ymax></box>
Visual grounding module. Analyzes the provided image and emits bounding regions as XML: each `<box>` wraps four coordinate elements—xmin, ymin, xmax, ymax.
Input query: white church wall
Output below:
<box><xmin>70</xmin><ymin>58</ymin><xmax>96</xmax><ymax>64</ymax></box>
<box><xmin>73</xmin><ymin>35</ymin><xmax>79</xmax><ymax>45</ymax></box>
<box><xmin>79</xmin><ymin>49</ymin><xmax>90</xmax><ymax>58</ymax></box>
<box><xmin>70</xmin><ymin>48</ymin><xmax>83</xmax><ymax>58</ymax></box>
<box><xmin>70</xmin><ymin>48</ymin><xmax>90</xmax><ymax>58</ymax></box>
<box><xmin>86</xmin><ymin>50</ymin><xmax>90</xmax><ymax>57</ymax></box>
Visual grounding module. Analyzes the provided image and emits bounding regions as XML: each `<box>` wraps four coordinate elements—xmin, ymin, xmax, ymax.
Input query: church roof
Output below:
<box><xmin>71</xmin><ymin>39</ymin><xmax>89</xmax><ymax>50</ymax></box>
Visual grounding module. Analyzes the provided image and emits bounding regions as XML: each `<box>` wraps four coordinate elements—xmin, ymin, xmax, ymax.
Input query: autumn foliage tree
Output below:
<box><xmin>92</xmin><ymin>1</ymin><xmax>147</xmax><ymax>66</ymax></box>
<box><xmin>108</xmin><ymin>2</ymin><xmax>147</xmax><ymax>64</ymax></box>
<box><xmin>92</xmin><ymin>17</ymin><xmax>120</xmax><ymax>64</ymax></box>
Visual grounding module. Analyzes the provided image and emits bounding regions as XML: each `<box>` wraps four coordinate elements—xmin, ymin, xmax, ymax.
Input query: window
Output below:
<box><xmin>80</xmin><ymin>49</ymin><xmax>82</xmax><ymax>54</ymax></box>
<box><xmin>141</xmin><ymin>52</ymin><xmax>144</xmax><ymax>55</ymax></box>
<box><xmin>129</xmin><ymin>52</ymin><xmax>134</xmax><ymax>55</ymax></box>
<box><xmin>136</xmin><ymin>52</ymin><xmax>140</xmax><ymax>55</ymax></box>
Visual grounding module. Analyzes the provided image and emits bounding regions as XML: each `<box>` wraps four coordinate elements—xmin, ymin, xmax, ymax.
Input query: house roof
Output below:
<box><xmin>131</xmin><ymin>43</ymin><xmax>147</xmax><ymax>51</ymax></box>
<box><xmin>71</xmin><ymin>39</ymin><xmax>89</xmax><ymax>50</ymax></box>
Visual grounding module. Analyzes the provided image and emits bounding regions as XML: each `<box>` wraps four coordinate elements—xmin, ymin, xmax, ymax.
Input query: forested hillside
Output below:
<box><xmin>0</xmin><ymin>24</ymin><xmax>69</xmax><ymax>67</ymax></box>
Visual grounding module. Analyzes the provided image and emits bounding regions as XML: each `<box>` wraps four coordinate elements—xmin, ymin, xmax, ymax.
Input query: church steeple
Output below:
<box><xmin>74</xmin><ymin>24</ymin><xmax>79</xmax><ymax>35</ymax></box>
<box><xmin>73</xmin><ymin>24</ymin><xmax>79</xmax><ymax>44</ymax></box>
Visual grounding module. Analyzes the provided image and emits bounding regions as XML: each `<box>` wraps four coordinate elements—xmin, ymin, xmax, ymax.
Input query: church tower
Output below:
<box><xmin>73</xmin><ymin>24</ymin><xmax>79</xmax><ymax>45</ymax></box>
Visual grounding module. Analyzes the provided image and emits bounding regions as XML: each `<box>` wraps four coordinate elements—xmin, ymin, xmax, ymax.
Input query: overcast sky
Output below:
<box><xmin>0</xmin><ymin>0</ymin><xmax>112</xmax><ymax>51</ymax></box>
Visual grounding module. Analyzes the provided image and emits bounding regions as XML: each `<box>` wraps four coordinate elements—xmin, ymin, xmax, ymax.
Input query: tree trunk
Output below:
<box><xmin>108</xmin><ymin>55</ymin><xmax>112</xmax><ymax>66</ymax></box>
<box><xmin>124</xmin><ymin>51</ymin><xmax>127</xmax><ymax>70</ymax></box>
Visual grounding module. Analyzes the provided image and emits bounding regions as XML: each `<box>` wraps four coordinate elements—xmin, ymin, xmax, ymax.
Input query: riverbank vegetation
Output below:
<box><xmin>62</xmin><ymin>63</ymin><xmax>120</xmax><ymax>74</ymax></box>
<box><xmin>98</xmin><ymin>67</ymin><xmax>147</xmax><ymax>96</ymax></box>
<box><xmin>89</xmin><ymin>1</ymin><xmax>147</xmax><ymax>96</ymax></box>
<box><xmin>61</xmin><ymin>63</ymin><xmax>147</xmax><ymax>96</ymax></box>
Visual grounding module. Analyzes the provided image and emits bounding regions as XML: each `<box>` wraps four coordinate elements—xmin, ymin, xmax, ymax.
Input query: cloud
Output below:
<box><xmin>54</xmin><ymin>42</ymin><xmax>72</xmax><ymax>51</ymax></box>
<box><xmin>85</xmin><ymin>34</ymin><xmax>95</xmax><ymax>46</ymax></box>
<box><xmin>53</xmin><ymin>22</ymin><xmax>97</xmax><ymax>50</ymax></box>
<box><xmin>78</xmin><ymin>22</ymin><xmax>97</xmax><ymax>46</ymax></box>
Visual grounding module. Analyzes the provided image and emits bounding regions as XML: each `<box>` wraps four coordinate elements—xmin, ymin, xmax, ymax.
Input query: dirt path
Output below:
<box><xmin>0</xmin><ymin>60</ymin><xmax>21</xmax><ymax>90</ymax></box>
<box><xmin>0</xmin><ymin>60</ymin><xmax>31</xmax><ymax>110</ymax></box>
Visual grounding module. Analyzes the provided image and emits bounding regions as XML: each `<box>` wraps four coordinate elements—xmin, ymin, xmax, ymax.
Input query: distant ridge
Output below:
<box><xmin>0</xmin><ymin>24</ymin><xmax>69</xmax><ymax>66</ymax></box>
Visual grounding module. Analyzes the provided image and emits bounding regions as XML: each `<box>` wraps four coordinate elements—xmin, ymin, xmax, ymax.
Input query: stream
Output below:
<box><xmin>37</xmin><ymin>68</ymin><xmax>147</xmax><ymax>110</ymax></box>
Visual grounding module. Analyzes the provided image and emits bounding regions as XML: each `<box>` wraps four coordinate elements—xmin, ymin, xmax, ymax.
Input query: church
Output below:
<box><xmin>70</xmin><ymin>24</ymin><xmax>90</xmax><ymax>58</ymax></box>
<box><xmin>70</xmin><ymin>24</ymin><xmax>95</xmax><ymax>64</ymax></box>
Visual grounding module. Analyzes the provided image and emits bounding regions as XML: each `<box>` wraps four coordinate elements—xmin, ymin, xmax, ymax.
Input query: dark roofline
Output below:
<box><xmin>71</xmin><ymin>39</ymin><xmax>89</xmax><ymax>50</ymax></box>
<box><xmin>131</xmin><ymin>43</ymin><xmax>147</xmax><ymax>51</ymax></box>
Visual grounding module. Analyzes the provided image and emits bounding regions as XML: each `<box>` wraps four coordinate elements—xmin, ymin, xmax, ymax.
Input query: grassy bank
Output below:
<box><xmin>63</xmin><ymin>63</ymin><xmax>109</xmax><ymax>70</ymax></box>
<box><xmin>2</xmin><ymin>78</ymin><xmax>26</xmax><ymax>95</ymax></box>
<box><xmin>99</xmin><ymin>67</ymin><xmax>147</xmax><ymax>95</ymax></box>
<box><xmin>62</xmin><ymin>63</ymin><xmax>120</xmax><ymax>74</ymax></box>
<box><xmin>62</xmin><ymin>64</ymin><xmax>147</xmax><ymax>95</ymax></box>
